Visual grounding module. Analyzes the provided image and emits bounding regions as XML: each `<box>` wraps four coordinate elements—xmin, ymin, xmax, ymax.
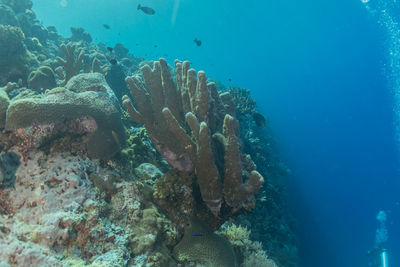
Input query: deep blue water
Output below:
<box><xmin>33</xmin><ymin>0</ymin><xmax>400</xmax><ymax>266</ymax></box>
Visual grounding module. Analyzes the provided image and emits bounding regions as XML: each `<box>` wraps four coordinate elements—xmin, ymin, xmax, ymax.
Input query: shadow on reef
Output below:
<box><xmin>0</xmin><ymin>151</ymin><xmax>19</xmax><ymax>188</ymax></box>
<box><xmin>229</xmin><ymin>87</ymin><xmax>299</xmax><ymax>266</ymax></box>
<box><xmin>0</xmin><ymin>0</ymin><xmax>298</xmax><ymax>266</ymax></box>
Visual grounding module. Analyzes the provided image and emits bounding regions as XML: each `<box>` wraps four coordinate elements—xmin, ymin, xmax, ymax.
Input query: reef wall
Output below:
<box><xmin>0</xmin><ymin>0</ymin><xmax>298</xmax><ymax>266</ymax></box>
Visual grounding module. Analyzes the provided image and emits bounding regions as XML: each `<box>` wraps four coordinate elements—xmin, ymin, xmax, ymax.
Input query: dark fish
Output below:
<box><xmin>154</xmin><ymin>44</ymin><xmax>158</xmax><ymax>48</ymax></box>
<box><xmin>228</xmin><ymin>78</ymin><xmax>232</xmax><ymax>82</ymax></box>
<box><xmin>194</xmin><ymin>38</ymin><xmax>202</xmax><ymax>46</ymax></box>
<box><xmin>107</xmin><ymin>47</ymin><xmax>113</xmax><ymax>52</ymax></box>
<box><xmin>137</xmin><ymin>4</ymin><xmax>155</xmax><ymax>15</ymax></box>
<box><xmin>110</xmin><ymin>59</ymin><xmax>118</xmax><ymax>65</ymax></box>
<box><xmin>103</xmin><ymin>24</ymin><xmax>110</xmax><ymax>29</ymax></box>
<box><xmin>253</xmin><ymin>112</ymin><xmax>266</xmax><ymax>128</ymax></box>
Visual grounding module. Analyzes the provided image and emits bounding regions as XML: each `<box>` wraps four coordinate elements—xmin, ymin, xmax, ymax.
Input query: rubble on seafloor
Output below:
<box><xmin>0</xmin><ymin>0</ymin><xmax>298</xmax><ymax>266</ymax></box>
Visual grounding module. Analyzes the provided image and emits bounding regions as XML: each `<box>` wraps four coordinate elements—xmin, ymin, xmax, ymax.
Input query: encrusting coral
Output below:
<box><xmin>123</xmin><ymin>58</ymin><xmax>264</xmax><ymax>217</ymax></box>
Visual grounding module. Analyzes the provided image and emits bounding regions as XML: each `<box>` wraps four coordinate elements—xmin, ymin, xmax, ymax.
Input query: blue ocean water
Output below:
<box><xmin>32</xmin><ymin>0</ymin><xmax>400</xmax><ymax>266</ymax></box>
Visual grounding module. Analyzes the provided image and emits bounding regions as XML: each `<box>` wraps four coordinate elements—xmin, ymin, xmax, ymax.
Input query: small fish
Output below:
<box><xmin>110</xmin><ymin>59</ymin><xmax>118</xmax><ymax>65</ymax></box>
<box><xmin>154</xmin><ymin>44</ymin><xmax>158</xmax><ymax>48</ymax></box>
<box><xmin>111</xmin><ymin>130</ymin><xmax>121</xmax><ymax>148</ymax></box>
<box><xmin>228</xmin><ymin>78</ymin><xmax>232</xmax><ymax>82</ymax></box>
<box><xmin>189</xmin><ymin>233</ymin><xmax>203</xmax><ymax>237</ymax></box>
<box><xmin>194</xmin><ymin>38</ymin><xmax>202</xmax><ymax>46</ymax></box>
<box><xmin>107</xmin><ymin>47</ymin><xmax>113</xmax><ymax>52</ymax></box>
<box><xmin>253</xmin><ymin>112</ymin><xmax>266</xmax><ymax>128</ymax></box>
<box><xmin>137</xmin><ymin>4</ymin><xmax>155</xmax><ymax>15</ymax></box>
<box><xmin>103</xmin><ymin>24</ymin><xmax>110</xmax><ymax>29</ymax></box>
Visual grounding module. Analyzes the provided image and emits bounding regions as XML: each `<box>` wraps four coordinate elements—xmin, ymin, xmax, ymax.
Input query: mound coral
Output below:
<box><xmin>5</xmin><ymin>73</ymin><xmax>125</xmax><ymax>159</ymax></box>
<box><xmin>0</xmin><ymin>24</ymin><xmax>36</xmax><ymax>85</ymax></box>
<box><xmin>173</xmin><ymin>217</ymin><xmax>237</xmax><ymax>267</ymax></box>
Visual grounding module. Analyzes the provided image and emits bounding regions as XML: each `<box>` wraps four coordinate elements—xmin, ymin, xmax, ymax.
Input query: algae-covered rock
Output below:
<box><xmin>0</xmin><ymin>88</ymin><xmax>10</xmax><ymax>128</ymax></box>
<box><xmin>89</xmin><ymin>172</ymin><xmax>117</xmax><ymax>196</ymax></box>
<box><xmin>129</xmin><ymin>208</ymin><xmax>176</xmax><ymax>257</ymax></box>
<box><xmin>27</xmin><ymin>65</ymin><xmax>56</xmax><ymax>91</ymax></box>
<box><xmin>134</xmin><ymin>163</ymin><xmax>163</xmax><ymax>185</ymax></box>
<box><xmin>119</xmin><ymin>127</ymin><xmax>161</xmax><ymax>169</ymax></box>
<box><xmin>173</xmin><ymin>217</ymin><xmax>237</xmax><ymax>267</ymax></box>
<box><xmin>5</xmin><ymin>73</ymin><xmax>126</xmax><ymax>159</ymax></box>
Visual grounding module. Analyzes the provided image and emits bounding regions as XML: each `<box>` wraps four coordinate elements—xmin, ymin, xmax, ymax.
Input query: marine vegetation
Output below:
<box><xmin>0</xmin><ymin>0</ymin><xmax>298</xmax><ymax>266</ymax></box>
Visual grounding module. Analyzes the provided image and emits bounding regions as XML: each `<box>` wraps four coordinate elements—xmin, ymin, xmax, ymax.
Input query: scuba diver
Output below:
<box><xmin>367</xmin><ymin>211</ymin><xmax>388</xmax><ymax>267</ymax></box>
<box><xmin>367</xmin><ymin>245</ymin><xmax>387</xmax><ymax>267</ymax></box>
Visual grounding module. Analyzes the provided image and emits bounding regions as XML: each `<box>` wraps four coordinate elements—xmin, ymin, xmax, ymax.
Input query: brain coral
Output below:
<box><xmin>173</xmin><ymin>217</ymin><xmax>237</xmax><ymax>267</ymax></box>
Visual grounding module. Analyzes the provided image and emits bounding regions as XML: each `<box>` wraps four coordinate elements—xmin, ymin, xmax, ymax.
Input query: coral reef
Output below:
<box><xmin>0</xmin><ymin>152</ymin><xmax>126</xmax><ymax>265</ymax></box>
<box><xmin>56</xmin><ymin>43</ymin><xmax>85</xmax><ymax>86</ymax></box>
<box><xmin>218</xmin><ymin>223</ymin><xmax>278</xmax><ymax>267</ymax></box>
<box><xmin>0</xmin><ymin>87</ymin><xmax>10</xmax><ymax>128</ymax></box>
<box><xmin>0</xmin><ymin>24</ymin><xmax>37</xmax><ymax>85</ymax></box>
<box><xmin>0</xmin><ymin>4</ymin><xmax>18</xmax><ymax>26</ymax></box>
<box><xmin>5</xmin><ymin>73</ymin><xmax>125</xmax><ymax>159</ymax></box>
<box><xmin>27</xmin><ymin>65</ymin><xmax>56</xmax><ymax>91</ymax></box>
<box><xmin>0</xmin><ymin>0</ymin><xmax>299</xmax><ymax>266</ymax></box>
<box><xmin>118</xmin><ymin>127</ymin><xmax>164</xmax><ymax>170</ymax></box>
<box><xmin>69</xmin><ymin>27</ymin><xmax>92</xmax><ymax>44</ymax></box>
<box><xmin>123</xmin><ymin>59</ymin><xmax>263</xmax><ymax>218</ymax></box>
<box><xmin>1</xmin><ymin>0</ymin><xmax>32</xmax><ymax>13</ymax></box>
<box><xmin>0</xmin><ymin>150</ymin><xmax>177</xmax><ymax>266</ymax></box>
<box><xmin>113</xmin><ymin>43</ymin><xmax>129</xmax><ymax>59</ymax></box>
<box><xmin>173</xmin><ymin>217</ymin><xmax>237</xmax><ymax>267</ymax></box>
<box><xmin>228</xmin><ymin>87</ymin><xmax>299</xmax><ymax>266</ymax></box>
<box><xmin>153</xmin><ymin>169</ymin><xmax>195</xmax><ymax>224</ymax></box>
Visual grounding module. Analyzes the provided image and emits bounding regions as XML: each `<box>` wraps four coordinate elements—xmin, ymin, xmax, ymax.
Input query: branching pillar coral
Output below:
<box><xmin>122</xmin><ymin>58</ymin><xmax>263</xmax><ymax>216</ymax></box>
<box><xmin>215</xmin><ymin>115</ymin><xmax>264</xmax><ymax>210</ymax></box>
<box><xmin>56</xmin><ymin>43</ymin><xmax>84</xmax><ymax>86</ymax></box>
